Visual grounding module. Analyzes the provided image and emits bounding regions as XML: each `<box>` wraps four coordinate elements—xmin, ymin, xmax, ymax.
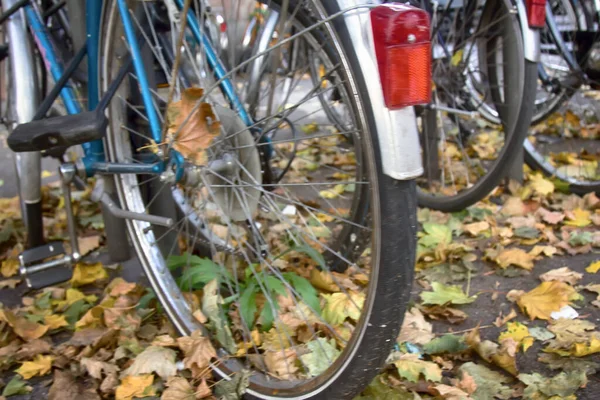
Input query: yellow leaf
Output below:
<box><xmin>75</xmin><ymin>297</ymin><xmax>114</xmax><ymax>330</ymax></box>
<box><xmin>70</xmin><ymin>262</ymin><xmax>108</xmax><ymax>287</ymax></box>
<box><xmin>586</xmin><ymin>260</ymin><xmax>600</xmax><ymax>274</ymax></box>
<box><xmin>1</xmin><ymin>258</ymin><xmax>19</xmax><ymax>278</ymax></box>
<box><xmin>322</xmin><ymin>292</ymin><xmax>365</xmax><ymax>326</ymax></box>
<box><xmin>41</xmin><ymin>170</ymin><xmax>54</xmax><ymax>179</ymax></box>
<box><xmin>463</xmin><ymin>221</ymin><xmax>490</xmax><ymax>237</ymax></box>
<box><xmin>264</xmin><ymin>348</ymin><xmax>298</xmax><ymax>380</ymax></box>
<box><xmin>115</xmin><ymin>374</ymin><xmax>156</xmax><ymax>400</ymax></box>
<box><xmin>517</xmin><ymin>281</ymin><xmax>577</xmax><ymax>320</ymax></box>
<box><xmin>450</xmin><ymin>49</ymin><xmax>464</xmax><ymax>67</ymax></box>
<box><xmin>466</xmin><ymin>328</ymin><xmax>518</xmax><ymax>375</ymax></box>
<box><xmin>0</xmin><ymin>309</ymin><xmax>49</xmax><ymax>340</ymax></box>
<box><xmin>54</xmin><ymin>288</ymin><xmax>97</xmax><ymax>310</ymax></box>
<box><xmin>564</xmin><ymin>208</ymin><xmax>591</xmax><ymax>227</ymax></box>
<box><xmin>310</xmin><ymin>269</ymin><xmax>340</xmax><ymax>292</ymax></box>
<box><xmin>494</xmin><ymin>248</ymin><xmax>535</xmax><ymax>270</ymax></box>
<box><xmin>529</xmin><ymin>173</ymin><xmax>555</xmax><ymax>196</ymax></box>
<box><xmin>16</xmin><ymin>354</ymin><xmax>54</xmax><ymax>379</ymax></box>
<box><xmin>394</xmin><ymin>354</ymin><xmax>442</xmax><ymax>383</ymax></box>
<box><xmin>572</xmin><ymin>336</ymin><xmax>600</xmax><ymax>357</ymax></box>
<box><xmin>44</xmin><ymin>314</ymin><xmax>68</xmax><ymax>330</ymax></box>
<box><xmin>498</xmin><ymin>322</ymin><xmax>534</xmax><ymax>352</ymax></box>
<box><xmin>166</xmin><ymin>88</ymin><xmax>221</xmax><ymax>165</ymax></box>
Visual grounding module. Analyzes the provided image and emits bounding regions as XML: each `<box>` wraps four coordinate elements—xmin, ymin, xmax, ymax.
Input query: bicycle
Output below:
<box><xmin>1</xmin><ymin>0</ymin><xmax>431</xmax><ymax>398</ymax></box>
<box><xmin>524</xmin><ymin>0</ymin><xmax>600</xmax><ymax>193</ymax></box>
<box><xmin>415</xmin><ymin>0</ymin><xmax>542</xmax><ymax>211</ymax></box>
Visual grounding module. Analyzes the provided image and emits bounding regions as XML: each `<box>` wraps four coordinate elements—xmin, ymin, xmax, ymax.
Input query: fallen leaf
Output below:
<box><xmin>423</xmin><ymin>334</ymin><xmax>468</xmax><ymax>355</ymax></box>
<box><xmin>434</xmin><ymin>384</ymin><xmax>473</xmax><ymax>400</ymax></box>
<box><xmin>466</xmin><ymin>328</ymin><xmax>518</xmax><ymax>375</ymax></box>
<box><xmin>123</xmin><ymin>345</ymin><xmax>177</xmax><ymax>379</ymax></box>
<box><xmin>0</xmin><ymin>309</ymin><xmax>49</xmax><ymax>340</ymax></box>
<box><xmin>107</xmin><ymin>278</ymin><xmax>137</xmax><ymax>297</ymax></box>
<box><xmin>322</xmin><ymin>291</ymin><xmax>365</xmax><ymax>326</ymax></box>
<box><xmin>81</xmin><ymin>357</ymin><xmax>120</xmax><ymax>380</ymax></box>
<box><xmin>537</xmin><ymin>208</ymin><xmax>565</xmax><ymax>224</ymax></box>
<box><xmin>519</xmin><ymin>371</ymin><xmax>587</xmax><ymax>398</ymax></box>
<box><xmin>397</xmin><ymin>308</ymin><xmax>434</xmax><ymax>345</ymax></box>
<box><xmin>15</xmin><ymin>339</ymin><xmax>51</xmax><ymax>360</ymax></box>
<box><xmin>419</xmin><ymin>223</ymin><xmax>452</xmax><ymax>248</ymax></box>
<box><xmin>529</xmin><ymin>326</ymin><xmax>555</xmax><ymax>341</ymax></box>
<box><xmin>501</xmin><ymin>197</ymin><xmax>526</xmax><ymax>216</ymax></box>
<box><xmin>498</xmin><ymin>322</ymin><xmax>534</xmax><ymax>352</ymax></box>
<box><xmin>299</xmin><ymin>338</ymin><xmax>340</xmax><ymax>377</ymax></box>
<box><xmin>459</xmin><ymin>362</ymin><xmax>512</xmax><ymax>400</ymax></box>
<box><xmin>463</xmin><ymin>221</ymin><xmax>490</xmax><ymax>237</ymax></box>
<box><xmin>47</xmin><ymin>369</ymin><xmax>101</xmax><ymax>400</ymax></box>
<box><xmin>0</xmin><ymin>258</ymin><xmax>19</xmax><ymax>278</ymax></box>
<box><xmin>78</xmin><ymin>235</ymin><xmax>101</xmax><ymax>256</ymax></box>
<box><xmin>0</xmin><ymin>279</ymin><xmax>20</xmax><ymax>289</ymax></box>
<box><xmin>44</xmin><ymin>314</ymin><xmax>69</xmax><ymax>330</ymax></box>
<box><xmin>1</xmin><ymin>376</ymin><xmax>32</xmax><ymax>397</ymax></box>
<box><xmin>393</xmin><ymin>353</ymin><xmax>442</xmax><ymax>383</ymax></box>
<box><xmin>309</xmin><ymin>269</ymin><xmax>340</xmax><ymax>292</ymax></box>
<box><xmin>177</xmin><ymin>330</ymin><xmax>217</xmax><ymax>373</ymax></box>
<box><xmin>166</xmin><ymin>88</ymin><xmax>221</xmax><ymax>165</ymax></box>
<box><xmin>16</xmin><ymin>354</ymin><xmax>54</xmax><ymax>379</ymax></box>
<box><xmin>202</xmin><ymin>279</ymin><xmax>236</xmax><ymax>353</ymax></box>
<box><xmin>564</xmin><ymin>208</ymin><xmax>591</xmax><ymax>227</ymax></box>
<box><xmin>115</xmin><ymin>374</ymin><xmax>156</xmax><ymax>400</ymax></box>
<box><xmin>70</xmin><ymin>262</ymin><xmax>109</xmax><ymax>287</ymax></box>
<box><xmin>494</xmin><ymin>309</ymin><xmax>518</xmax><ymax>327</ymax></box>
<box><xmin>264</xmin><ymin>348</ymin><xmax>298</xmax><ymax>379</ymax></box>
<box><xmin>494</xmin><ymin>248</ymin><xmax>535</xmax><ymax>270</ymax></box>
<box><xmin>529</xmin><ymin>173</ymin><xmax>555</xmax><ymax>196</ymax></box>
<box><xmin>586</xmin><ymin>260</ymin><xmax>600</xmax><ymax>273</ymax></box>
<box><xmin>420</xmin><ymin>282</ymin><xmax>476</xmax><ymax>305</ymax></box>
<box><xmin>419</xmin><ymin>305</ymin><xmax>468</xmax><ymax>324</ymax></box>
<box><xmin>162</xmin><ymin>377</ymin><xmax>199</xmax><ymax>400</ymax></box>
<box><xmin>540</xmin><ymin>267</ymin><xmax>583</xmax><ymax>285</ymax></box>
<box><xmin>517</xmin><ymin>281</ymin><xmax>577</xmax><ymax>320</ymax></box>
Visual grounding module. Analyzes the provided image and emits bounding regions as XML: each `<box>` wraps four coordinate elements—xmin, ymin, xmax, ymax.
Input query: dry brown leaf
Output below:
<box><xmin>517</xmin><ymin>281</ymin><xmax>577</xmax><ymax>320</ymax></box>
<box><xmin>457</xmin><ymin>371</ymin><xmax>477</xmax><ymax>394</ymax></box>
<box><xmin>78</xmin><ymin>235</ymin><xmax>101</xmax><ymax>256</ymax></box>
<box><xmin>434</xmin><ymin>384</ymin><xmax>473</xmax><ymax>400</ymax></box>
<box><xmin>151</xmin><ymin>334</ymin><xmax>178</xmax><ymax>347</ymax></box>
<box><xmin>493</xmin><ymin>309</ymin><xmax>518</xmax><ymax>327</ymax></box>
<box><xmin>501</xmin><ymin>197</ymin><xmax>526</xmax><ymax>216</ymax></box>
<box><xmin>15</xmin><ymin>339</ymin><xmax>51</xmax><ymax>360</ymax></box>
<box><xmin>177</xmin><ymin>330</ymin><xmax>217</xmax><ymax>373</ymax></box>
<box><xmin>166</xmin><ymin>88</ymin><xmax>221</xmax><ymax>165</ymax></box>
<box><xmin>0</xmin><ymin>278</ymin><xmax>20</xmax><ymax>289</ymax></box>
<box><xmin>123</xmin><ymin>346</ymin><xmax>177</xmax><ymax>379</ymax></box>
<box><xmin>196</xmin><ymin>378</ymin><xmax>212</xmax><ymax>399</ymax></box>
<box><xmin>162</xmin><ymin>377</ymin><xmax>196</xmax><ymax>400</ymax></box>
<box><xmin>107</xmin><ymin>278</ymin><xmax>137</xmax><ymax>297</ymax></box>
<box><xmin>539</xmin><ymin>267</ymin><xmax>583</xmax><ymax>285</ymax></box>
<box><xmin>466</xmin><ymin>328</ymin><xmax>518</xmax><ymax>375</ymax></box>
<box><xmin>100</xmin><ymin>373</ymin><xmax>119</xmax><ymax>394</ymax></box>
<box><xmin>397</xmin><ymin>308</ymin><xmax>434</xmax><ymax>345</ymax></box>
<box><xmin>48</xmin><ymin>369</ymin><xmax>101</xmax><ymax>400</ymax></box>
<box><xmin>264</xmin><ymin>348</ymin><xmax>298</xmax><ymax>380</ymax></box>
<box><xmin>536</xmin><ymin>208</ymin><xmax>565</xmax><ymax>224</ymax></box>
<box><xmin>463</xmin><ymin>221</ymin><xmax>490</xmax><ymax>237</ymax></box>
<box><xmin>81</xmin><ymin>357</ymin><xmax>120</xmax><ymax>380</ymax></box>
<box><xmin>0</xmin><ymin>309</ymin><xmax>49</xmax><ymax>340</ymax></box>
<box><xmin>418</xmin><ymin>305</ymin><xmax>468</xmax><ymax>324</ymax></box>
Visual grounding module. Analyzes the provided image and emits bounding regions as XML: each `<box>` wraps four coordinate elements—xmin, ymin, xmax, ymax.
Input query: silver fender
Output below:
<box><xmin>514</xmin><ymin>0</ymin><xmax>542</xmax><ymax>62</ymax></box>
<box><xmin>334</xmin><ymin>0</ymin><xmax>423</xmax><ymax>180</ymax></box>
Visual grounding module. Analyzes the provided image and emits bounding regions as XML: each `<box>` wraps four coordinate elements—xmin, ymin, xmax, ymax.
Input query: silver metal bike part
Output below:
<box><xmin>515</xmin><ymin>0</ymin><xmax>542</xmax><ymax>62</ymax></box>
<box><xmin>59</xmin><ymin>163</ymin><xmax>82</xmax><ymax>261</ymax></box>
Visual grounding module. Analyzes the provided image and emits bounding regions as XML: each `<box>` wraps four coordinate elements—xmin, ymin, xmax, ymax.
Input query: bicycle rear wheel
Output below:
<box><xmin>99</xmin><ymin>1</ymin><xmax>416</xmax><ymax>398</ymax></box>
<box><xmin>417</xmin><ymin>0</ymin><xmax>538</xmax><ymax>211</ymax></box>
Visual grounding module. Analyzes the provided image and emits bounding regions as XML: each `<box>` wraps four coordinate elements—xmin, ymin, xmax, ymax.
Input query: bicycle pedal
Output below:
<box><xmin>7</xmin><ymin>110</ymin><xmax>107</xmax><ymax>153</ymax></box>
<box><xmin>19</xmin><ymin>241</ymin><xmax>73</xmax><ymax>289</ymax></box>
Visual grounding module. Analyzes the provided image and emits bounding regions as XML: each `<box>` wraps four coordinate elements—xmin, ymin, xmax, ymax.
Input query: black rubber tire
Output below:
<box><xmin>417</xmin><ymin>60</ymin><xmax>539</xmax><ymax>212</ymax></box>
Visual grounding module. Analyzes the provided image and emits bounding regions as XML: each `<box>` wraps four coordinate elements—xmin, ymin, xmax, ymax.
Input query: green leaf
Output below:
<box><xmin>35</xmin><ymin>291</ymin><xmax>52</xmax><ymax>310</ymax></box>
<box><xmin>258</xmin><ymin>300</ymin><xmax>277</xmax><ymax>332</ymax></box>
<box><xmin>239</xmin><ymin>283</ymin><xmax>258</xmax><ymax>329</ymax></box>
<box><xmin>423</xmin><ymin>334</ymin><xmax>468</xmax><ymax>354</ymax></box>
<box><xmin>213</xmin><ymin>369</ymin><xmax>251</xmax><ymax>400</ymax></box>
<box><xmin>419</xmin><ymin>223</ymin><xmax>452</xmax><ymax>248</ymax></box>
<box><xmin>283</xmin><ymin>272</ymin><xmax>321</xmax><ymax>314</ymax></box>
<box><xmin>64</xmin><ymin>299</ymin><xmax>92</xmax><ymax>326</ymax></box>
<box><xmin>514</xmin><ymin>226</ymin><xmax>540</xmax><ymax>239</ymax></box>
<box><xmin>354</xmin><ymin>376</ymin><xmax>414</xmax><ymax>400</ymax></box>
<box><xmin>137</xmin><ymin>289</ymin><xmax>156</xmax><ymax>310</ymax></box>
<box><xmin>176</xmin><ymin>257</ymin><xmax>224</xmax><ymax>290</ymax></box>
<box><xmin>2</xmin><ymin>376</ymin><xmax>32</xmax><ymax>396</ymax></box>
<box><xmin>299</xmin><ymin>338</ymin><xmax>341</xmax><ymax>377</ymax></box>
<box><xmin>202</xmin><ymin>280</ymin><xmax>237</xmax><ymax>353</ymax></box>
<box><xmin>265</xmin><ymin>275</ymin><xmax>287</xmax><ymax>297</ymax></box>
<box><xmin>420</xmin><ymin>282</ymin><xmax>477</xmax><ymax>305</ymax></box>
<box><xmin>528</xmin><ymin>326</ymin><xmax>555</xmax><ymax>341</ymax></box>
<box><xmin>568</xmin><ymin>231</ymin><xmax>593</xmax><ymax>246</ymax></box>
<box><xmin>459</xmin><ymin>362</ymin><xmax>512</xmax><ymax>400</ymax></box>
<box><xmin>468</xmin><ymin>207</ymin><xmax>492</xmax><ymax>221</ymax></box>
<box><xmin>519</xmin><ymin>371</ymin><xmax>587</xmax><ymax>398</ymax></box>
<box><xmin>393</xmin><ymin>356</ymin><xmax>442</xmax><ymax>383</ymax></box>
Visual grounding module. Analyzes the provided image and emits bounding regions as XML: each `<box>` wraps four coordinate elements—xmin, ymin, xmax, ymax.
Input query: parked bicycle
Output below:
<box><xmin>1</xmin><ymin>0</ymin><xmax>430</xmax><ymax>398</ymax></box>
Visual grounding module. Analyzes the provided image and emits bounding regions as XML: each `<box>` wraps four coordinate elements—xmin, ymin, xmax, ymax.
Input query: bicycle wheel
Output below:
<box><xmin>99</xmin><ymin>1</ymin><xmax>416</xmax><ymax>398</ymax></box>
<box><xmin>416</xmin><ymin>0</ymin><xmax>538</xmax><ymax>211</ymax></box>
<box><xmin>524</xmin><ymin>0</ymin><xmax>600</xmax><ymax>192</ymax></box>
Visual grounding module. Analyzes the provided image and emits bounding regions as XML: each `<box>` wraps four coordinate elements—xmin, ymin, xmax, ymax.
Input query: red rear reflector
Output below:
<box><xmin>526</xmin><ymin>0</ymin><xmax>546</xmax><ymax>28</ymax></box>
<box><xmin>371</xmin><ymin>4</ymin><xmax>431</xmax><ymax>109</ymax></box>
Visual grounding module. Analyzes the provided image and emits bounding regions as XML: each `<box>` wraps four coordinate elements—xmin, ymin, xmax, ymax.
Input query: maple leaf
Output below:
<box><xmin>44</xmin><ymin>314</ymin><xmax>69</xmax><ymax>330</ymax></box>
<box><xmin>70</xmin><ymin>262</ymin><xmax>109</xmax><ymax>287</ymax></box>
<box><xmin>123</xmin><ymin>345</ymin><xmax>177</xmax><ymax>379</ymax></box>
<box><xmin>459</xmin><ymin>362</ymin><xmax>512</xmax><ymax>400</ymax></box>
<box><xmin>0</xmin><ymin>309</ymin><xmax>49</xmax><ymax>340</ymax></box>
<box><xmin>0</xmin><ymin>278</ymin><xmax>20</xmax><ymax>289</ymax></box>
<box><xmin>393</xmin><ymin>353</ymin><xmax>442</xmax><ymax>383</ymax></box>
<box><xmin>81</xmin><ymin>357</ymin><xmax>120</xmax><ymax>380</ymax></box>
<box><xmin>420</xmin><ymin>282</ymin><xmax>476</xmax><ymax>305</ymax></box>
<box><xmin>544</xmin><ymin>319</ymin><xmax>600</xmax><ymax>357</ymax></box>
<box><xmin>529</xmin><ymin>173</ymin><xmax>555</xmax><ymax>196</ymax></box>
<box><xmin>321</xmin><ymin>291</ymin><xmax>365</xmax><ymax>326</ymax></box>
<box><xmin>162</xmin><ymin>377</ymin><xmax>204</xmax><ymax>400</ymax></box>
<box><xmin>419</xmin><ymin>304</ymin><xmax>468</xmax><ymax>324</ymax></box>
<box><xmin>299</xmin><ymin>338</ymin><xmax>340</xmax><ymax>377</ymax></box>
<box><xmin>16</xmin><ymin>354</ymin><xmax>54</xmax><ymax>379</ymax></box>
<box><xmin>47</xmin><ymin>369</ymin><xmax>102</xmax><ymax>400</ymax></box>
<box><xmin>466</xmin><ymin>328</ymin><xmax>518</xmax><ymax>375</ymax></box>
<box><xmin>177</xmin><ymin>330</ymin><xmax>217</xmax><ymax>373</ymax></box>
<box><xmin>78</xmin><ymin>235</ymin><xmax>101</xmax><ymax>256</ymax></box>
<box><xmin>493</xmin><ymin>248</ymin><xmax>535</xmax><ymax>270</ymax></box>
<box><xmin>15</xmin><ymin>339</ymin><xmax>52</xmax><ymax>360</ymax></box>
<box><xmin>537</xmin><ymin>207</ymin><xmax>565</xmax><ymax>224</ymax></box>
<box><xmin>166</xmin><ymin>87</ymin><xmax>221</xmax><ymax>165</ymax></box>
<box><xmin>107</xmin><ymin>277</ymin><xmax>137</xmax><ymax>297</ymax></box>
<box><xmin>517</xmin><ymin>281</ymin><xmax>577</xmax><ymax>320</ymax></box>
<box><xmin>539</xmin><ymin>267</ymin><xmax>582</xmax><ymax>285</ymax></box>
<box><xmin>1</xmin><ymin>258</ymin><xmax>19</xmax><ymax>277</ymax></box>
<box><xmin>397</xmin><ymin>307</ymin><xmax>434</xmax><ymax>345</ymax></box>
<box><xmin>463</xmin><ymin>221</ymin><xmax>490</xmax><ymax>237</ymax></box>
<box><xmin>433</xmin><ymin>384</ymin><xmax>473</xmax><ymax>400</ymax></box>
<box><xmin>519</xmin><ymin>371</ymin><xmax>587</xmax><ymax>398</ymax></box>
<box><xmin>115</xmin><ymin>374</ymin><xmax>156</xmax><ymax>400</ymax></box>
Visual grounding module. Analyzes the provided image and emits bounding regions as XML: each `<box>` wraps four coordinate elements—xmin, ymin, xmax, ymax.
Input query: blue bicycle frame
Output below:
<box><xmin>24</xmin><ymin>0</ymin><xmax>253</xmax><ymax>177</ymax></box>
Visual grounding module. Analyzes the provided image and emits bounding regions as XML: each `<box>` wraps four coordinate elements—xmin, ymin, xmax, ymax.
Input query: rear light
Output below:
<box><xmin>526</xmin><ymin>0</ymin><xmax>546</xmax><ymax>28</ymax></box>
<box><xmin>370</xmin><ymin>3</ymin><xmax>431</xmax><ymax>109</ymax></box>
